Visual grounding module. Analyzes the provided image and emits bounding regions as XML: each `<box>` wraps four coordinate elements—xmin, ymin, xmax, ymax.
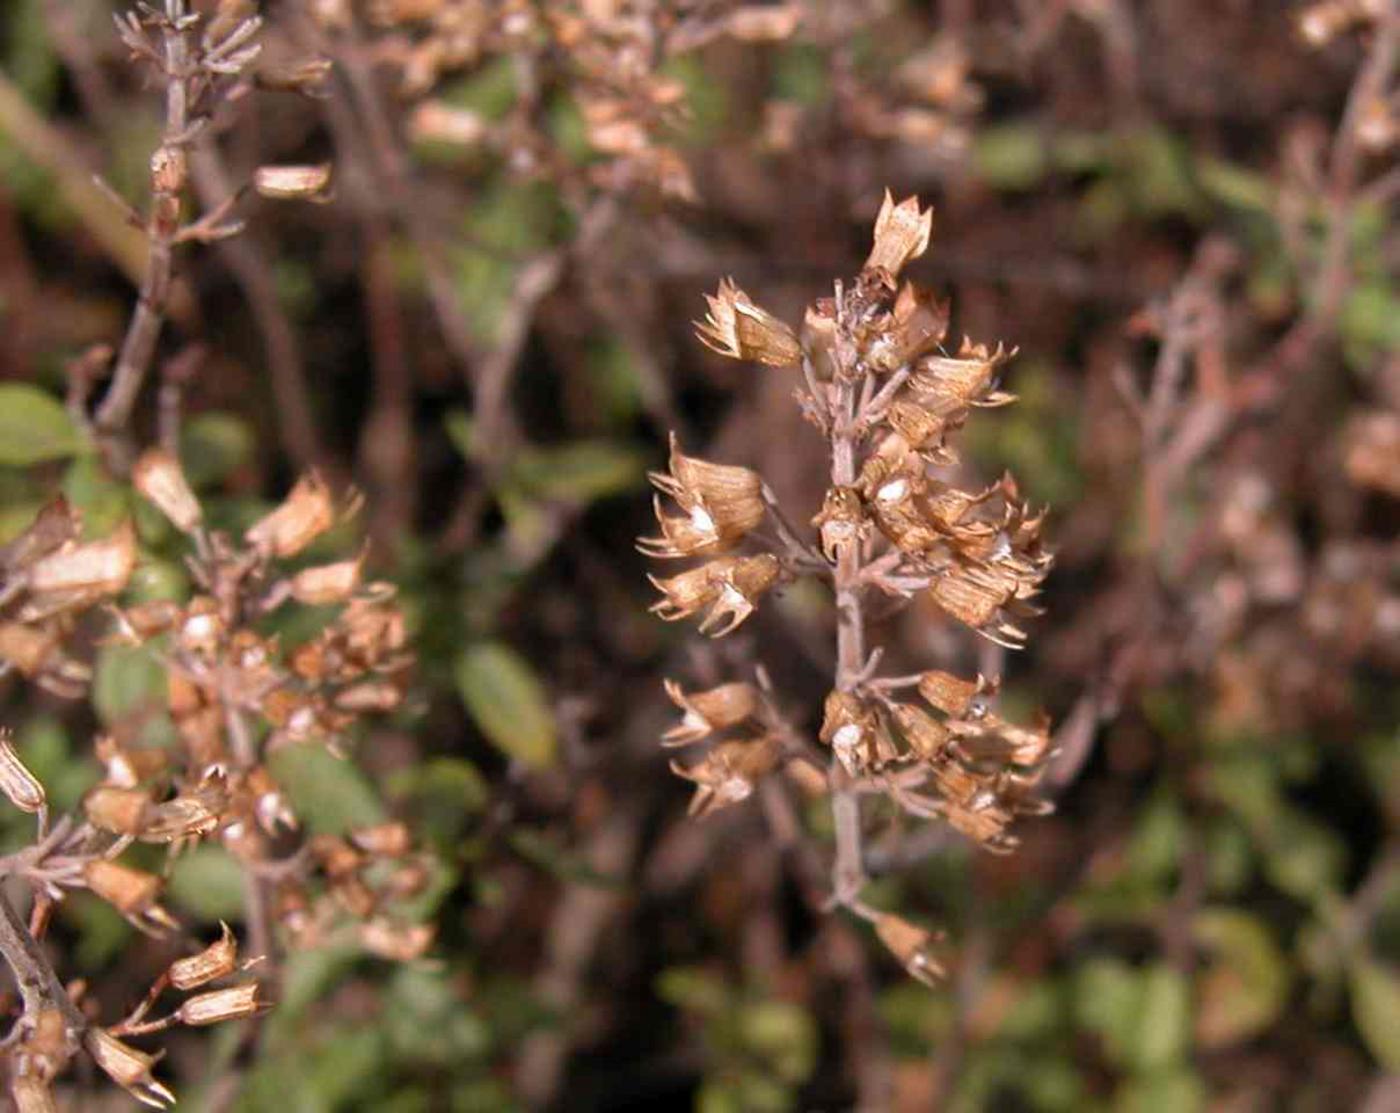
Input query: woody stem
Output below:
<box><xmin>95</xmin><ymin>0</ymin><xmax>194</xmax><ymax>439</ymax></box>
<box><xmin>0</xmin><ymin>884</ymin><xmax>85</xmax><ymax>1046</ymax></box>
<box><xmin>829</xmin><ymin>377</ymin><xmax>867</xmax><ymax>907</ymax></box>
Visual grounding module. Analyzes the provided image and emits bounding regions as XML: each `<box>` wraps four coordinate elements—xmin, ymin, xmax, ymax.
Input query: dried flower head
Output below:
<box><xmin>0</xmin><ymin>730</ymin><xmax>46</xmax><ymax>815</ymax></box>
<box><xmin>865</xmin><ymin>190</ymin><xmax>934</xmax><ymax>276</ymax></box>
<box><xmin>662</xmin><ymin>679</ymin><xmax>761</xmax><ymax>746</ymax></box>
<box><xmin>244</xmin><ymin>473</ymin><xmax>335</xmax><ymax>557</ymax></box>
<box><xmin>253</xmin><ymin>163</ymin><xmax>334</xmax><ymax>202</ymax></box>
<box><xmin>176</xmin><ymin>982</ymin><xmax>264</xmax><ymax>1026</ymax></box>
<box><xmin>133</xmin><ymin>449</ymin><xmax>202</xmax><ymax>534</ymax></box>
<box><xmin>695</xmin><ymin>278</ymin><xmax>802</xmax><ymax>367</ymax></box>
<box><xmin>84</xmin><ymin>1029</ymin><xmax>174</xmax><ymax>1109</ymax></box>
<box><xmin>648</xmin><ymin>554</ymin><xmax>783</xmax><ymax>636</ymax></box>
<box><xmin>640</xmin><ymin>436</ymin><xmax>765</xmax><ymax>558</ymax></box>
<box><xmin>873</xmin><ymin>912</ymin><xmax>947</xmax><ymax>987</ymax></box>
<box><xmin>168</xmin><ymin>922</ymin><xmax>239</xmax><ymax>990</ymax></box>
<box><xmin>670</xmin><ymin>735</ymin><xmax>781</xmax><ymax>818</ymax></box>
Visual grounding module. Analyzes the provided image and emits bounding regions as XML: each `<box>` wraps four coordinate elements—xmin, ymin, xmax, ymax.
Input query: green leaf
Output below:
<box><xmin>656</xmin><ymin>966</ymin><xmax>727</xmax><ymax>1015</ymax></box>
<box><xmin>268</xmin><ymin>745</ymin><xmax>385</xmax><ymax>835</ymax></box>
<box><xmin>1351</xmin><ymin>956</ymin><xmax>1400</xmax><ymax>1068</ymax></box>
<box><xmin>1076</xmin><ymin>960</ymin><xmax>1189</xmax><ymax>1071</ymax></box>
<box><xmin>0</xmin><ymin>384</ymin><xmax>82</xmax><ymax>465</ymax></box>
<box><xmin>389</xmin><ymin>757</ymin><xmax>489</xmax><ymax>846</ymax></box>
<box><xmin>1192</xmin><ymin>909</ymin><xmax>1289</xmax><ymax>1048</ymax></box>
<box><xmin>180</xmin><ymin>411</ymin><xmax>254</xmax><ymax>488</ymax></box>
<box><xmin>508</xmin><ymin>440</ymin><xmax>646</xmax><ymax>503</ymax></box>
<box><xmin>1135</xmin><ymin>964</ymin><xmax>1191</xmax><ymax>1070</ymax></box>
<box><xmin>973</xmin><ymin>123</ymin><xmax>1048</xmax><ymax>191</ymax></box>
<box><xmin>62</xmin><ymin>454</ymin><xmax>129</xmax><ymax>537</ymax></box>
<box><xmin>454</xmin><ymin>642</ymin><xmax>557</xmax><ymax>768</ymax></box>
<box><xmin>1197</xmin><ymin>158</ymin><xmax>1275</xmax><ymax>213</ymax></box>
<box><xmin>1114</xmin><ymin>1068</ymin><xmax>1205</xmax><ymax>1113</ymax></box>
<box><xmin>737</xmin><ymin>1001</ymin><xmax>817</xmax><ymax>1084</ymax></box>
<box><xmin>92</xmin><ymin>645</ymin><xmax>173</xmax><ymax>746</ymax></box>
<box><xmin>167</xmin><ymin>844</ymin><xmax>246</xmax><ymax>922</ymax></box>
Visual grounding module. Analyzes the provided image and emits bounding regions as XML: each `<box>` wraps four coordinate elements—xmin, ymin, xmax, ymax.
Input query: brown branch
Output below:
<box><xmin>829</xmin><ymin>369</ymin><xmax>869</xmax><ymax>908</ymax></box>
<box><xmin>96</xmin><ymin>1</ymin><xmax>198</xmax><ymax>435</ymax></box>
<box><xmin>0</xmin><ymin>885</ymin><xmax>84</xmax><ymax>1046</ymax></box>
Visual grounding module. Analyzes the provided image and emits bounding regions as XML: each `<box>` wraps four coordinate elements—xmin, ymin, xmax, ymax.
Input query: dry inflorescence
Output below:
<box><xmin>0</xmin><ymin>452</ymin><xmax>429</xmax><ymax>1108</ymax></box>
<box><xmin>352</xmin><ymin>0</ymin><xmax>804</xmax><ymax>203</ymax></box>
<box><xmin>641</xmin><ymin>192</ymin><xmax>1055</xmax><ymax>982</ymax></box>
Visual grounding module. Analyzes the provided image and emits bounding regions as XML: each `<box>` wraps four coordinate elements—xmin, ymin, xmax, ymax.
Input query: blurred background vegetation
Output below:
<box><xmin>0</xmin><ymin>0</ymin><xmax>1397</xmax><ymax>1109</ymax></box>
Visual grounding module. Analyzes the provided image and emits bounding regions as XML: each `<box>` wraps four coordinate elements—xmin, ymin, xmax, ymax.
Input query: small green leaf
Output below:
<box><xmin>1197</xmin><ymin>158</ymin><xmax>1275</xmax><ymax>213</ymax></box>
<box><xmin>454</xmin><ymin>642</ymin><xmax>557</xmax><ymax>768</ymax></box>
<box><xmin>92</xmin><ymin>646</ymin><xmax>172</xmax><ymax>746</ymax></box>
<box><xmin>656</xmin><ymin>966</ymin><xmax>727</xmax><ymax>1015</ymax></box>
<box><xmin>268</xmin><ymin>745</ymin><xmax>385</xmax><ymax>835</ymax></box>
<box><xmin>180</xmin><ymin>412</ymin><xmax>254</xmax><ymax>488</ymax></box>
<box><xmin>508</xmin><ymin>440</ymin><xmax>646</xmax><ymax>503</ymax></box>
<box><xmin>973</xmin><ymin>123</ymin><xmax>1048</xmax><ymax>191</ymax></box>
<box><xmin>1351</xmin><ymin>956</ymin><xmax>1400</xmax><ymax>1068</ymax></box>
<box><xmin>1192</xmin><ymin>909</ymin><xmax>1289</xmax><ymax>1048</ymax></box>
<box><xmin>0</xmin><ymin>384</ymin><xmax>82</xmax><ymax>465</ymax></box>
<box><xmin>167</xmin><ymin>843</ymin><xmax>247</xmax><ymax>921</ymax></box>
<box><xmin>62</xmin><ymin>454</ymin><xmax>129</xmax><ymax>537</ymax></box>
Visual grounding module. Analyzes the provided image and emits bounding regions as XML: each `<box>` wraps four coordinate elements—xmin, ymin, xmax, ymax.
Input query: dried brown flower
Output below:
<box><xmin>84</xmin><ymin>1029</ymin><xmax>174</xmax><ymax>1109</ymax></box>
<box><xmin>695</xmin><ymin>278</ymin><xmax>803</xmax><ymax>367</ymax></box>
<box><xmin>648</xmin><ymin>554</ymin><xmax>783</xmax><ymax>636</ymax></box>
<box><xmin>662</xmin><ymin>679</ymin><xmax>761</xmax><ymax>746</ymax></box>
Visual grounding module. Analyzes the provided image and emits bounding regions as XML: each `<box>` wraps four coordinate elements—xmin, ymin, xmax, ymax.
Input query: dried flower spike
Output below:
<box><xmin>642</xmin><ymin>189</ymin><xmax>1055</xmax><ymax>984</ymax></box>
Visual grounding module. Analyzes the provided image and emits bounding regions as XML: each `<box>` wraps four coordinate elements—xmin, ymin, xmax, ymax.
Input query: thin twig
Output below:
<box><xmin>96</xmin><ymin>0</ymin><xmax>198</xmax><ymax>436</ymax></box>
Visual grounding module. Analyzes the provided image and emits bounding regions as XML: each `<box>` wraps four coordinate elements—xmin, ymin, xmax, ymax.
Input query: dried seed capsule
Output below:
<box><xmin>916</xmin><ymin>671</ymin><xmax>992</xmax><ymax>718</ymax></box>
<box><xmin>811</xmin><ymin>486</ymin><xmax>866</xmax><ymax>562</ymax></box>
<box><xmin>84</xmin><ymin>1028</ymin><xmax>175</xmax><ymax>1109</ymax></box>
<box><xmin>888</xmin><ymin>702</ymin><xmax>950</xmax><ymax>762</ymax></box>
<box><xmin>349</xmin><ymin>821</ymin><xmax>412</xmax><ymax>858</ymax></box>
<box><xmin>132</xmin><ymin>449</ymin><xmax>202</xmax><ymax>533</ymax></box>
<box><xmin>669</xmin><ymin>735</ymin><xmax>781</xmax><ymax>817</ymax></box>
<box><xmin>873</xmin><ymin>913</ymin><xmax>946</xmax><ymax>986</ymax></box>
<box><xmin>0</xmin><ymin>624</ymin><xmax>61</xmax><ymax>678</ymax></box>
<box><xmin>256</xmin><ymin>57</ymin><xmax>334</xmax><ymax>96</ymax></box>
<box><xmin>253</xmin><ymin>163</ymin><xmax>333</xmax><ymax>202</ymax></box>
<box><xmin>0</xmin><ymin>730</ymin><xmax>46</xmax><ymax>814</ymax></box>
<box><xmin>168</xmin><ymin>922</ymin><xmax>238</xmax><ymax>990</ymax></box>
<box><xmin>177</xmin><ymin>982</ymin><xmax>263</xmax><ymax>1026</ymax></box>
<box><xmin>26</xmin><ymin>521</ymin><xmax>136</xmax><ymax>597</ymax></box>
<box><xmin>864</xmin><ymin>191</ymin><xmax>933</xmax><ymax>277</ymax></box>
<box><xmin>648</xmin><ymin>555</ymin><xmax>782</xmax><ymax>637</ymax></box>
<box><xmin>408</xmin><ymin>101</ymin><xmax>487</xmax><ymax>146</ymax></box>
<box><xmin>359</xmin><ymin>919</ymin><xmax>435</xmax><ymax>961</ymax></box>
<box><xmin>819</xmin><ymin>691</ymin><xmax>884</xmax><ymax>775</ymax></box>
<box><xmin>695</xmin><ymin>278</ymin><xmax>802</xmax><ymax>366</ymax></box>
<box><xmin>290</xmin><ymin>553</ymin><xmax>364</xmax><ymax>605</ymax></box>
<box><xmin>245</xmin><ymin>473</ymin><xmax>334</xmax><ymax>558</ymax></box>
<box><xmin>83</xmin><ymin>785</ymin><xmax>152</xmax><ymax>835</ymax></box>
<box><xmin>83</xmin><ymin>860</ymin><xmax>175</xmax><ymax>931</ymax></box>
<box><xmin>10</xmin><ymin>1072</ymin><xmax>58</xmax><ymax>1113</ymax></box>
<box><xmin>661</xmin><ymin>679</ymin><xmax>760</xmax><ymax>746</ymax></box>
